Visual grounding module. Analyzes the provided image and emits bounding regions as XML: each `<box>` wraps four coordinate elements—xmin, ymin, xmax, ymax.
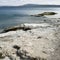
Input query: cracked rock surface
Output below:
<box><xmin>0</xmin><ymin>18</ymin><xmax>60</xmax><ymax>60</ymax></box>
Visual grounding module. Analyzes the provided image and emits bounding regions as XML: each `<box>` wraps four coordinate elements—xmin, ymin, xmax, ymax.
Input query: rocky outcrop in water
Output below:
<box><xmin>41</xmin><ymin>12</ymin><xmax>57</xmax><ymax>15</ymax></box>
<box><xmin>31</xmin><ymin>12</ymin><xmax>57</xmax><ymax>17</ymax></box>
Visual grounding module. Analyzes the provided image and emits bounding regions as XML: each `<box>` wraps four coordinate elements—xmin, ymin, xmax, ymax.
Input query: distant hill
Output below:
<box><xmin>21</xmin><ymin>4</ymin><xmax>60</xmax><ymax>7</ymax></box>
<box><xmin>0</xmin><ymin>4</ymin><xmax>60</xmax><ymax>8</ymax></box>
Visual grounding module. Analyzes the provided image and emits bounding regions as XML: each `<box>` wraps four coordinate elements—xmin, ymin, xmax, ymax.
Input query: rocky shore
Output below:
<box><xmin>0</xmin><ymin>17</ymin><xmax>60</xmax><ymax>60</ymax></box>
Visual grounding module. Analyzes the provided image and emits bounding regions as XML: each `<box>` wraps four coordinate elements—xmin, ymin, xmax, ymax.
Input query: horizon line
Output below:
<box><xmin>0</xmin><ymin>4</ymin><xmax>60</xmax><ymax>6</ymax></box>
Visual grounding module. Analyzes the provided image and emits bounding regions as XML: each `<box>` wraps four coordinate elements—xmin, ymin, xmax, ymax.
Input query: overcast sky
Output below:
<box><xmin>0</xmin><ymin>0</ymin><xmax>60</xmax><ymax>6</ymax></box>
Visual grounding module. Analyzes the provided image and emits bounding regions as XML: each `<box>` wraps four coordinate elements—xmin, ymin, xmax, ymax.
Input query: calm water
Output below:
<box><xmin>0</xmin><ymin>7</ymin><xmax>60</xmax><ymax>30</ymax></box>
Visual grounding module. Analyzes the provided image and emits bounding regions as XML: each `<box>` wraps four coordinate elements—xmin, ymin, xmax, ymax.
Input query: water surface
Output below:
<box><xmin>0</xmin><ymin>7</ymin><xmax>60</xmax><ymax>30</ymax></box>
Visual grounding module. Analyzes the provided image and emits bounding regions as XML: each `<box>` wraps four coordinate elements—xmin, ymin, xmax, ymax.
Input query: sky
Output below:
<box><xmin>0</xmin><ymin>0</ymin><xmax>60</xmax><ymax>6</ymax></box>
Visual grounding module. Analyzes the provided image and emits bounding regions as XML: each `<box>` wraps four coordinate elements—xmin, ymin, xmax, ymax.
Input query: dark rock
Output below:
<box><xmin>30</xmin><ymin>57</ymin><xmax>47</xmax><ymax>60</ymax></box>
<box><xmin>31</xmin><ymin>14</ymin><xmax>44</xmax><ymax>17</ymax></box>
<box><xmin>31</xmin><ymin>57</ymin><xmax>41</xmax><ymax>60</ymax></box>
<box><xmin>34</xmin><ymin>14</ymin><xmax>44</xmax><ymax>17</ymax></box>
<box><xmin>0</xmin><ymin>52</ymin><xmax>5</xmax><ymax>59</ymax></box>
<box><xmin>2</xmin><ymin>25</ymin><xmax>31</xmax><ymax>33</ymax></box>
<box><xmin>37</xmin><ymin>36</ymin><xmax>42</xmax><ymax>39</ymax></box>
<box><xmin>57</xmin><ymin>20</ymin><xmax>60</xmax><ymax>22</ymax></box>
<box><xmin>31</xmin><ymin>12</ymin><xmax>57</xmax><ymax>17</ymax></box>
<box><xmin>42</xmin><ymin>51</ymin><xmax>47</xmax><ymax>54</ymax></box>
<box><xmin>41</xmin><ymin>12</ymin><xmax>57</xmax><ymax>15</ymax></box>
<box><xmin>23</xmin><ymin>27</ymin><xmax>31</xmax><ymax>31</ymax></box>
<box><xmin>13</xmin><ymin>45</ymin><xmax>20</xmax><ymax>50</ymax></box>
<box><xmin>44</xmin><ymin>20</ymin><xmax>46</xmax><ymax>22</ymax></box>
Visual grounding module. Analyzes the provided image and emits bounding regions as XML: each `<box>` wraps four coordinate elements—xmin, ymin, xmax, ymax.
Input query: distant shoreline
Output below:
<box><xmin>0</xmin><ymin>4</ymin><xmax>60</xmax><ymax>8</ymax></box>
